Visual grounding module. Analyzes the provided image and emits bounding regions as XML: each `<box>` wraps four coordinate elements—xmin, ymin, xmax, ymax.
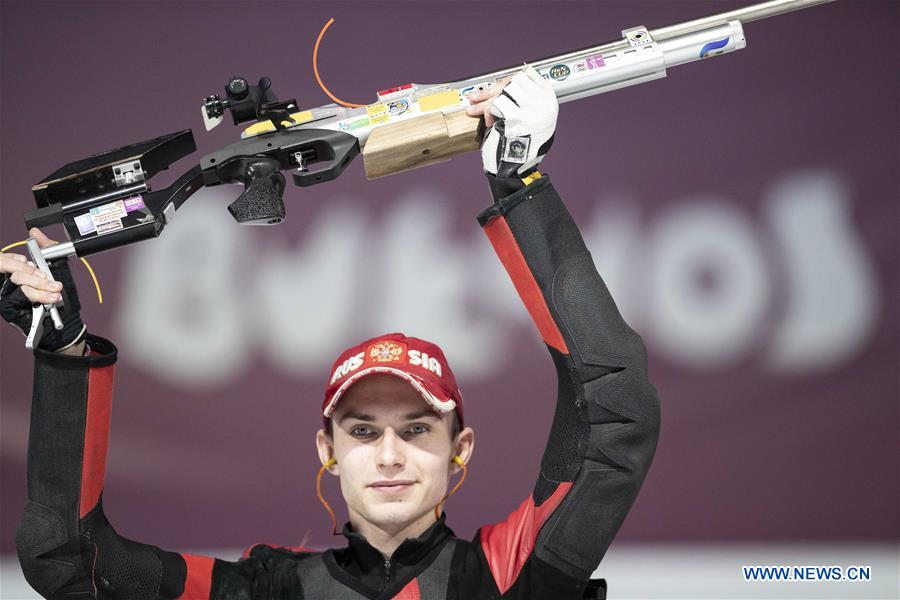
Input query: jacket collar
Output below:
<box><xmin>338</xmin><ymin>511</ymin><xmax>454</xmax><ymax>571</ymax></box>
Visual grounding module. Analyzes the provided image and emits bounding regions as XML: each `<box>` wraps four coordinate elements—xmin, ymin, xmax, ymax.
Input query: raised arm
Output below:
<box><xmin>2</xmin><ymin>234</ymin><xmax>264</xmax><ymax>600</ymax></box>
<box><xmin>466</xmin><ymin>69</ymin><xmax>660</xmax><ymax>598</ymax></box>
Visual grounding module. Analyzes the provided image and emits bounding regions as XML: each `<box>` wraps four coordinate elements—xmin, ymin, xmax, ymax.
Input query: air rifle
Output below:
<box><xmin>16</xmin><ymin>0</ymin><xmax>833</xmax><ymax>348</ymax></box>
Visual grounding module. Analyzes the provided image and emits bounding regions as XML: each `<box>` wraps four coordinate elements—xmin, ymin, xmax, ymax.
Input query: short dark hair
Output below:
<box><xmin>326</xmin><ymin>410</ymin><xmax>461</xmax><ymax>441</ymax></box>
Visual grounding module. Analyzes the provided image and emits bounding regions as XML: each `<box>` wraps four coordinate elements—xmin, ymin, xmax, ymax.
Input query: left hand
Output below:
<box><xmin>465</xmin><ymin>65</ymin><xmax>558</xmax><ymax>178</ymax></box>
<box><xmin>0</xmin><ymin>228</ymin><xmax>85</xmax><ymax>352</ymax></box>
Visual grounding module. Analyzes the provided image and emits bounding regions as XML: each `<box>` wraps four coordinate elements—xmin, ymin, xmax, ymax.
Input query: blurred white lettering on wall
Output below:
<box><xmin>115</xmin><ymin>169</ymin><xmax>877</xmax><ymax>388</ymax></box>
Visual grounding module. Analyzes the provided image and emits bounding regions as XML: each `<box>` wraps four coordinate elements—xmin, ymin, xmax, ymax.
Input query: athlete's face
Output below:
<box><xmin>317</xmin><ymin>374</ymin><xmax>472</xmax><ymax>534</ymax></box>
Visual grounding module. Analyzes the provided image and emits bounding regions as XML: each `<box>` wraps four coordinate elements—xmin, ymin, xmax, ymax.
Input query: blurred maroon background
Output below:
<box><xmin>1</xmin><ymin>0</ymin><xmax>896</xmax><ymax>556</ymax></box>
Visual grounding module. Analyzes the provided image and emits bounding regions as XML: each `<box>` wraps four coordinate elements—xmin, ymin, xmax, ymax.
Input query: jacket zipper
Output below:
<box><xmin>383</xmin><ymin>558</ymin><xmax>392</xmax><ymax>589</ymax></box>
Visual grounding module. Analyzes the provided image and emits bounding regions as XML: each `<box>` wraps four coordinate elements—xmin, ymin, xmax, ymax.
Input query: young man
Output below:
<box><xmin>2</xmin><ymin>66</ymin><xmax>660</xmax><ymax>599</ymax></box>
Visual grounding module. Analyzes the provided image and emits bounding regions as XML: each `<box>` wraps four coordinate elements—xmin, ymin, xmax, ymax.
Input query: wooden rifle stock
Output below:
<box><xmin>362</xmin><ymin>110</ymin><xmax>480</xmax><ymax>179</ymax></box>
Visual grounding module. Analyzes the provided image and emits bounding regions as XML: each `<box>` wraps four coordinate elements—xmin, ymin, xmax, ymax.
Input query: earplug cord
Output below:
<box><xmin>435</xmin><ymin>456</ymin><xmax>467</xmax><ymax>520</ymax></box>
<box><xmin>317</xmin><ymin>457</ymin><xmax>341</xmax><ymax>535</ymax></box>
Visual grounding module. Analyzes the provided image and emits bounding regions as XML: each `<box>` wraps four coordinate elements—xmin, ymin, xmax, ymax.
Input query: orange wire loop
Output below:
<box><xmin>314</xmin><ymin>18</ymin><xmax>365</xmax><ymax>108</ymax></box>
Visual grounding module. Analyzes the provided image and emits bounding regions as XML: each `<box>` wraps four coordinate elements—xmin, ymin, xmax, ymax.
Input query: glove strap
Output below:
<box><xmin>54</xmin><ymin>324</ymin><xmax>87</xmax><ymax>353</ymax></box>
<box><xmin>520</xmin><ymin>170</ymin><xmax>542</xmax><ymax>186</ymax></box>
<box><xmin>486</xmin><ymin>170</ymin><xmax>543</xmax><ymax>203</ymax></box>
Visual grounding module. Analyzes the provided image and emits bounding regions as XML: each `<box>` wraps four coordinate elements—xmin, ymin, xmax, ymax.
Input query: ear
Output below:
<box><xmin>451</xmin><ymin>426</ymin><xmax>475</xmax><ymax>475</ymax></box>
<box><xmin>315</xmin><ymin>429</ymin><xmax>340</xmax><ymax>476</ymax></box>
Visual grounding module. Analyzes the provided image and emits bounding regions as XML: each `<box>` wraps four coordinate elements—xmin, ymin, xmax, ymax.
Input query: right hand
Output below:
<box><xmin>465</xmin><ymin>65</ymin><xmax>559</xmax><ymax>178</ymax></box>
<box><xmin>0</xmin><ymin>227</ymin><xmax>85</xmax><ymax>352</ymax></box>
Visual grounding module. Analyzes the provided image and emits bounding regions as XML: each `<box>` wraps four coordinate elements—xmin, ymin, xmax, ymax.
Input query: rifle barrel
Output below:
<box><xmin>651</xmin><ymin>0</ymin><xmax>836</xmax><ymax>41</ymax></box>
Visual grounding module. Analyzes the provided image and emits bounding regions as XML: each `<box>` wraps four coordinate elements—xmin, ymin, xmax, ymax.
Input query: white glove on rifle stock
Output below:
<box><xmin>466</xmin><ymin>65</ymin><xmax>559</xmax><ymax>180</ymax></box>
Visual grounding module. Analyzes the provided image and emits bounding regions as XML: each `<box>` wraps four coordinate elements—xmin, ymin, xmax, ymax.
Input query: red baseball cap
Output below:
<box><xmin>322</xmin><ymin>332</ymin><xmax>464</xmax><ymax>430</ymax></box>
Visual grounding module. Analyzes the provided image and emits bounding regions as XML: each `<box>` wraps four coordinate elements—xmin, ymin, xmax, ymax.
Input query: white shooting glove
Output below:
<box><xmin>480</xmin><ymin>65</ymin><xmax>558</xmax><ymax>178</ymax></box>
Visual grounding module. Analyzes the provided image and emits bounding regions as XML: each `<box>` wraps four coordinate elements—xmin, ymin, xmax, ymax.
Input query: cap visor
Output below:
<box><xmin>324</xmin><ymin>366</ymin><xmax>456</xmax><ymax>418</ymax></box>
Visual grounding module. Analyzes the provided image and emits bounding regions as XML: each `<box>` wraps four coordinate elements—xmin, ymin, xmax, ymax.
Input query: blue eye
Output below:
<box><xmin>408</xmin><ymin>424</ymin><xmax>430</xmax><ymax>435</ymax></box>
<box><xmin>351</xmin><ymin>426</ymin><xmax>374</xmax><ymax>437</ymax></box>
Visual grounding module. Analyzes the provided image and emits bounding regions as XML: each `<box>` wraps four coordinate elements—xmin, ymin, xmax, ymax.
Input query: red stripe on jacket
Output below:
<box><xmin>79</xmin><ymin>361</ymin><xmax>115</xmax><ymax>518</ymax></box>
<box><xmin>483</xmin><ymin>215</ymin><xmax>569</xmax><ymax>354</ymax></box>
<box><xmin>178</xmin><ymin>554</ymin><xmax>214</xmax><ymax>600</ymax></box>
<box><xmin>392</xmin><ymin>577</ymin><xmax>421</xmax><ymax>599</ymax></box>
<box><xmin>479</xmin><ymin>482</ymin><xmax>573</xmax><ymax>594</ymax></box>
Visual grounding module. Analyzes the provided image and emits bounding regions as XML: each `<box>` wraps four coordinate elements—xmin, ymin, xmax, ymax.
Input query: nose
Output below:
<box><xmin>376</xmin><ymin>427</ymin><xmax>406</xmax><ymax>470</ymax></box>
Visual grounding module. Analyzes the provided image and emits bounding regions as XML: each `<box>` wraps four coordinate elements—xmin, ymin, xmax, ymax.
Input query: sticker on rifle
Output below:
<box><xmin>243</xmin><ymin>110</ymin><xmax>314</xmax><ymax>137</ymax></box>
<box><xmin>339</xmin><ymin>117</ymin><xmax>371</xmax><ymax>132</ymax></box>
<box><xmin>502</xmin><ymin>136</ymin><xmax>530</xmax><ymax>163</ymax></box>
<box><xmin>75</xmin><ymin>212</ymin><xmax>96</xmax><ymax>235</ymax></box>
<box><xmin>585</xmin><ymin>54</ymin><xmax>606</xmax><ymax>69</ymax></box>
<box><xmin>90</xmin><ymin>200</ymin><xmax>127</xmax><ymax>225</ymax></box>
<box><xmin>377</xmin><ymin>83</ymin><xmax>413</xmax><ymax>101</ymax></box>
<box><xmin>417</xmin><ymin>89</ymin><xmax>460</xmax><ymax>112</ymax></box>
<box><xmin>366</xmin><ymin>103</ymin><xmax>390</xmax><ymax>124</ymax></box>
<box><xmin>699</xmin><ymin>37</ymin><xmax>729</xmax><ymax>58</ymax></box>
<box><xmin>460</xmin><ymin>86</ymin><xmax>476</xmax><ymax>98</ymax></box>
<box><xmin>387</xmin><ymin>99</ymin><xmax>409</xmax><ymax>116</ymax></box>
<box><xmin>548</xmin><ymin>64</ymin><xmax>570</xmax><ymax>81</ymax></box>
<box><xmin>123</xmin><ymin>195</ymin><xmax>145</xmax><ymax>213</ymax></box>
<box><xmin>574</xmin><ymin>61</ymin><xmax>586</xmax><ymax>73</ymax></box>
<box><xmin>95</xmin><ymin>219</ymin><xmax>123</xmax><ymax>236</ymax></box>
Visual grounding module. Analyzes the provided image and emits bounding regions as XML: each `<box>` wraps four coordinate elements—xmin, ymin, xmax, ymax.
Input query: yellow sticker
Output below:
<box><xmin>417</xmin><ymin>90</ymin><xmax>461</xmax><ymax>112</ymax></box>
<box><xmin>242</xmin><ymin>110</ymin><xmax>314</xmax><ymax>137</ymax></box>
<box><xmin>366</xmin><ymin>103</ymin><xmax>390</xmax><ymax>124</ymax></box>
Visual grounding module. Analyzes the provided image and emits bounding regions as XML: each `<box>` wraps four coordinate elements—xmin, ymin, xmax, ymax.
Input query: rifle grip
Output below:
<box><xmin>362</xmin><ymin>110</ymin><xmax>481</xmax><ymax>179</ymax></box>
<box><xmin>227</xmin><ymin>171</ymin><xmax>286</xmax><ymax>225</ymax></box>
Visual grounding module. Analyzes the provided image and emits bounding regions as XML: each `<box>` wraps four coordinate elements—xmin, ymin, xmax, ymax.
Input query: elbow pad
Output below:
<box><xmin>16</xmin><ymin>500</ymin><xmax>88</xmax><ymax>599</ymax></box>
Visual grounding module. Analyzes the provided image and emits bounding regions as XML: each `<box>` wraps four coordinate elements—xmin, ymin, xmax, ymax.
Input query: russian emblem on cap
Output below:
<box><xmin>369</xmin><ymin>340</ymin><xmax>405</xmax><ymax>363</ymax></box>
<box><xmin>323</xmin><ymin>333</ymin><xmax>465</xmax><ymax>430</ymax></box>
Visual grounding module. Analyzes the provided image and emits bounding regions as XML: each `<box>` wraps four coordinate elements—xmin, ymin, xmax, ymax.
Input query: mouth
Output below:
<box><xmin>368</xmin><ymin>481</ymin><xmax>415</xmax><ymax>494</ymax></box>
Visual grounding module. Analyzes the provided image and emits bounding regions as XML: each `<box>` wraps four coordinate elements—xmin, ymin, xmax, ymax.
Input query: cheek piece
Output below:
<box><xmin>315</xmin><ymin>456</ymin><xmax>468</xmax><ymax>536</ymax></box>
